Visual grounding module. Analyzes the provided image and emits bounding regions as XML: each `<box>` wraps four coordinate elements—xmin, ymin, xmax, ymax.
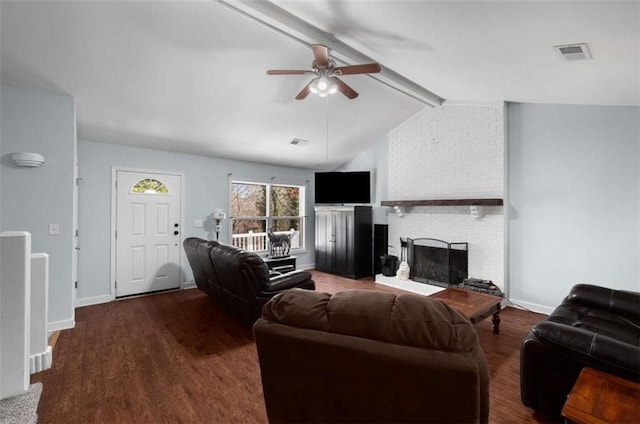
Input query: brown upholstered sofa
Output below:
<box><xmin>183</xmin><ymin>238</ymin><xmax>315</xmax><ymax>324</ymax></box>
<box><xmin>254</xmin><ymin>289</ymin><xmax>490</xmax><ymax>423</ymax></box>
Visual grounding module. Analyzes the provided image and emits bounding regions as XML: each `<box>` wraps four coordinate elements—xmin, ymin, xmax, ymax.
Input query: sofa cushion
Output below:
<box><xmin>264</xmin><ymin>270</ymin><xmax>314</xmax><ymax>292</ymax></box>
<box><xmin>211</xmin><ymin>244</ymin><xmax>270</xmax><ymax>282</ymax></box>
<box><xmin>532</xmin><ymin>320</ymin><xmax>640</xmax><ymax>375</ymax></box>
<box><xmin>262</xmin><ymin>289</ymin><xmax>479</xmax><ymax>352</ymax></box>
<box><xmin>547</xmin><ymin>301</ymin><xmax>639</xmax><ymax>347</ymax></box>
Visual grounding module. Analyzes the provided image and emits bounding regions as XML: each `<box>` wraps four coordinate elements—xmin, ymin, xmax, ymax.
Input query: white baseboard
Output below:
<box><xmin>76</xmin><ymin>293</ymin><xmax>113</xmax><ymax>308</ymax></box>
<box><xmin>506</xmin><ymin>298</ymin><xmax>554</xmax><ymax>315</ymax></box>
<box><xmin>30</xmin><ymin>346</ymin><xmax>52</xmax><ymax>374</ymax></box>
<box><xmin>48</xmin><ymin>318</ymin><xmax>75</xmax><ymax>332</ymax></box>
<box><xmin>182</xmin><ymin>281</ymin><xmax>197</xmax><ymax>289</ymax></box>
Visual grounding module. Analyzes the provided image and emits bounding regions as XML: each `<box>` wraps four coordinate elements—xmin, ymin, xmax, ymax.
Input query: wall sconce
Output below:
<box><xmin>211</xmin><ymin>209</ymin><xmax>226</xmax><ymax>241</ymax></box>
<box><xmin>12</xmin><ymin>152</ymin><xmax>45</xmax><ymax>167</ymax></box>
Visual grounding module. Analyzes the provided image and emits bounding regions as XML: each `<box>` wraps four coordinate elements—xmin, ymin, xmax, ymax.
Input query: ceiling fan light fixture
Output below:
<box><xmin>310</xmin><ymin>73</ymin><xmax>336</xmax><ymax>97</ymax></box>
<box><xmin>309</xmin><ymin>77</ymin><xmax>319</xmax><ymax>94</ymax></box>
<box><xmin>317</xmin><ymin>76</ymin><xmax>329</xmax><ymax>91</ymax></box>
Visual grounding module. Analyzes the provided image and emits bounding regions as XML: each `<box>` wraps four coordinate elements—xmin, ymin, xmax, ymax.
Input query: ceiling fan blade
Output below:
<box><xmin>311</xmin><ymin>44</ymin><xmax>330</xmax><ymax>68</ymax></box>
<box><xmin>295</xmin><ymin>81</ymin><xmax>313</xmax><ymax>100</ymax></box>
<box><xmin>267</xmin><ymin>70</ymin><xmax>313</xmax><ymax>75</ymax></box>
<box><xmin>331</xmin><ymin>76</ymin><xmax>359</xmax><ymax>99</ymax></box>
<box><xmin>333</xmin><ymin>63</ymin><xmax>381</xmax><ymax>75</ymax></box>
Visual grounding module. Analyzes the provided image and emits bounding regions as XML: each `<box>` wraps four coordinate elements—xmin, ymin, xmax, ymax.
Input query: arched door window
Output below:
<box><xmin>130</xmin><ymin>178</ymin><xmax>169</xmax><ymax>195</ymax></box>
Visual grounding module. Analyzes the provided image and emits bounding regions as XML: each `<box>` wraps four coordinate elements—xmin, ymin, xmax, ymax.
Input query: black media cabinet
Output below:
<box><xmin>314</xmin><ymin>205</ymin><xmax>373</xmax><ymax>279</ymax></box>
<box><xmin>263</xmin><ymin>256</ymin><xmax>296</xmax><ymax>274</ymax></box>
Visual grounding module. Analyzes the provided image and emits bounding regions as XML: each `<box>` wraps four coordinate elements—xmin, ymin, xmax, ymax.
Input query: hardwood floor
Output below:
<box><xmin>32</xmin><ymin>271</ymin><xmax>557</xmax><ymax>423</ymax></box>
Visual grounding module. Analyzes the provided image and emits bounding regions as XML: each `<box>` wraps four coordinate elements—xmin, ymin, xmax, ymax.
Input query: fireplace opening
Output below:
<box><xmin>406</xmin><ymin>238</ymin><xmax>468</xmax><ymax>287</ymax></box>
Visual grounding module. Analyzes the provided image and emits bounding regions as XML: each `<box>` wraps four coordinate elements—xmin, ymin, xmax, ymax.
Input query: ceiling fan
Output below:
<box><xmin>267</xmin><ymin>44</ymin><xmax>381</xmax><ymax>100</ymax></box>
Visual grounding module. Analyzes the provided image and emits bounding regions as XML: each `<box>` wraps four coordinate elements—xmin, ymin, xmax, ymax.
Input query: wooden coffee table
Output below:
<box><xmin>562</xmin><ymin>367</ymin><xmax>640</xmax><ymax>424</ymax></box>
<box><xmin>430</xmin><ymin>288</ymin><xmax>502</xmax><ymax>333</ymax></box>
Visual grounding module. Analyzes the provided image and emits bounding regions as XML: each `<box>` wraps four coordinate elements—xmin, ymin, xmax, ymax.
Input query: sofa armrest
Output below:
<box><xmin>263</xmin><ymin>270</ymin><xmax>313</xmax><ymax>292</ymax></box>
<box><xmin>567</xmin><ymin>284</ymin><xmax>640</xmax><ymax>321</ymax></box>
<box><xmin>533</xmin><ymin>321</ymin><xmax>640</xmax><ymax>376</ymax></box>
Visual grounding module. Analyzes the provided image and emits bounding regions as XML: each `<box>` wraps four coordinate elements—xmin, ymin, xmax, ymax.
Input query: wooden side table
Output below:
<box><xmin>561</xmin><ymin>367</ymin><xmax>640</xmax><ymax>424</ymax></box>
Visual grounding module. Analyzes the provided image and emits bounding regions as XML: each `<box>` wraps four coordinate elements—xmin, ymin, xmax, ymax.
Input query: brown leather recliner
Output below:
<box><xmin>254</xmin><ymin>289</ymin><xmax>490</xmax><ymax>424</ymax></box>
<box><xmin>209</xmin><ymin>243</ymin><xmax>315</xmax><ymax>324</ymax></box>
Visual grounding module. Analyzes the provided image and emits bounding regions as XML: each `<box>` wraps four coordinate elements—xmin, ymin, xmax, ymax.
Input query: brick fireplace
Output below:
<box><xmin>379</xmin><ymin>104</ymin><xmax>506</xmax><ymax>290</ymax></box>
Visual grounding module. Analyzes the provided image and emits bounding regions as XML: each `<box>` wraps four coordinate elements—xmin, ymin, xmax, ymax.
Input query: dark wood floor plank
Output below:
<box><xmin>32</xmin><ymin>270</ymin><xmax>555</xmax><ymax>423</ymax></box>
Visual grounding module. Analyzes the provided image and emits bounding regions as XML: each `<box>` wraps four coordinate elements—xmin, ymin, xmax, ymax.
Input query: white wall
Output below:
<box><xmin>387</xmin><ymin>104</ymin><xmax>506</xmax><ymax>288</ymax></box>
<box><xmin>0</xmin><ymin>84</ymin><xmax>76</xmax><ymax>330</ymax></box>
<box><xmin>0</xmin><ymin>232</ymin><xmax>31</xmax><ymax>399</ymax></box>
<box><xmin>77</xmin><ymin>140</ymin><xmax>316</xmax><ymax>304</ymax></box>
<box><xmin>508</xmin><ymin>103</ymin><xmax>640</xmax><ymax>312</ymax></box>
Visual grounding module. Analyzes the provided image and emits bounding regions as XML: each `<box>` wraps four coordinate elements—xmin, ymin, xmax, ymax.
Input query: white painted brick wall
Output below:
<box><xmin>387</xmin><ymin>105</ymin><xmax>506</xmax><ymax>288</ymax></box>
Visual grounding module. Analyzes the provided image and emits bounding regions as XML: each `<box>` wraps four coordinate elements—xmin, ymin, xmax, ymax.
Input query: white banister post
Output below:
<box><xmin>30</xmin><ymin>253</ymin><xmax>51</xmax><ymax>374</ymax></box>
<box><xmin>0</xmin><ymin>231</ymin><xmax>31</xmax><ymax>399</ymax></box>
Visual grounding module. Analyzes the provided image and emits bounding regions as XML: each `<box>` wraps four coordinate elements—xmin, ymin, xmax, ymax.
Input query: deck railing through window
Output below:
<box><xmin>231</xmin><ymin>230</ymin><xmax>300</xmax><ymax>253</ymax></box>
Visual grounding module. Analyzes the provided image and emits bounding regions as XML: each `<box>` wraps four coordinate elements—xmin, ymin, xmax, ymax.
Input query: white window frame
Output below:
<box><xmin>230</xmin><ymin>179</ymin><xmax>306</xmax><ymax>254</ymax></box>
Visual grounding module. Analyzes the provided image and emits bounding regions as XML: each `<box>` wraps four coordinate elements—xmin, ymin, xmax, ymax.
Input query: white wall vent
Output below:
<box><xmin>554</xmin><ymin>43</ymin><xmax>592</xmax><ymax>61</ymax></box>
<box><xmin>290</xmin><ymin>138</ymin><xmax>309</xmax><ymax>146</ymax></box>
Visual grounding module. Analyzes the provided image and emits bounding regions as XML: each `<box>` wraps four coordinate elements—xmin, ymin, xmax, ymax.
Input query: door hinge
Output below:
<box><xmin>75</xmin><ymin>229</ymin><xmax>79</xmax><ymax>237</ymax></box>
<box><xmin>75</xmin><ymin>281</ymin><xmax>78</xmax><ymax>289</ymax></box>
<box><xmin>76</xmin><ymin>177</ymin><xmax>82</xmax><ymax>185</ymax></box>
<box><xmin>115</xmin><ymin>230</ymin><xmax>117</xmax><ymax>239</ymax></box>
<box><xmin>115</xmin><ymin>281</ymin><xmax>117</xmax><ymax>289</ymax></box>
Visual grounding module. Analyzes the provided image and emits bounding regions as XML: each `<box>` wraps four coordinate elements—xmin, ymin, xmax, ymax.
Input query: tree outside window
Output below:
<box><xmin>231</xmin><ymin>181</ymin><xmax>304</xmax><ymax>252</ymax></box>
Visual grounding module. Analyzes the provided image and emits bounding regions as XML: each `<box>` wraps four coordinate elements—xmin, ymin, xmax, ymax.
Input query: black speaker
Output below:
<box><xmin>373</xmin><ymin>224</ymin><xmax>388</xmax><ymax>275</ymax></box>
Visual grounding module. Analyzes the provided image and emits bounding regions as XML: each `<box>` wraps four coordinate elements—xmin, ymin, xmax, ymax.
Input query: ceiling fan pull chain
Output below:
<box><xmin>326</xmin><ymin>95</ymin><xmax>330</xmax><ymax>161</ymax></box>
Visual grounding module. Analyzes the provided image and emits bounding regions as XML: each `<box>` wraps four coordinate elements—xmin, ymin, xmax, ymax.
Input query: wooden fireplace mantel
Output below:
<box><xmin>381</xmin><ymin>198</ymin><xmax>503</xmax><ymax>207</ymax></box>
<box><xmin>381</xmin><ymin>198</ymin><xmax>503</xmax><ymax>219</ymax></box>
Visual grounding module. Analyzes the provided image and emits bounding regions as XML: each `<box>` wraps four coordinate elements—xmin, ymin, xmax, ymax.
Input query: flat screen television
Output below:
<box><xmin>315</xmin><ymin>171</ymin><xmax>371</xmax><ymax>204</ymax></box>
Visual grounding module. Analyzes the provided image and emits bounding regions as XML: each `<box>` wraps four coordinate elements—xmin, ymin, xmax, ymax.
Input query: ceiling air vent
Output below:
<box><xmin>554</xmin><ymin>43</ymin><xmax>592</xmax><ymax>61</ymax></box>
<box><xmin>290</xmin><ymin>138</ymin><xmax>309</xmax><ymax>146</ymax></box>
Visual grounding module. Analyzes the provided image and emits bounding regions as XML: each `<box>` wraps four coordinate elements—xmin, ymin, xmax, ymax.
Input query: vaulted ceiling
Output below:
<box><xmin>1</xmin><ymin>1</ymin><xmax>638</xmax><ymax>169</ymax></box>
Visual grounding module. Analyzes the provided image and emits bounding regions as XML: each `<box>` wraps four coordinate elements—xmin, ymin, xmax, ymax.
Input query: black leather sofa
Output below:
<box><xmin>183</xmin><ymin>237</ymin><xmax>218</xmax><ymax>296</ymax></box>
<box><xmin>183</xmin><ymin>238</ymin><xmax>315</xmax><ymax>324</ymax></box>
<box><xmin>520</xmin><ymin>283</ymin><xmax>640</xmax><ymax>417</ymax></box>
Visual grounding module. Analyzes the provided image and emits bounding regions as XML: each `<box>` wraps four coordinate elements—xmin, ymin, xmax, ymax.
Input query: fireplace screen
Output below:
<box><xmin>407</xmin><ymin>238</ymin><xmax>468</xmax><ymax>287</ymax></box>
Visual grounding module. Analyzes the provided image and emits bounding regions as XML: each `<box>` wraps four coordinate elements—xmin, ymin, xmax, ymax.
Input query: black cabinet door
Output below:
<box><xmin>314</xmin><ymin>209</ymin><xmax>333</xmax><ymax>272</ymax></box>
<box><xmin>333</xmin><ymin>209</ymin><xmax>354</xmax><ymax>276</ymax></box>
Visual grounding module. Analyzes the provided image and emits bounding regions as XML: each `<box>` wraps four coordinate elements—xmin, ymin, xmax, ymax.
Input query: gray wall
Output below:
<box><xmin>77</xmin><ymin>140</ymin><xmax>316</xmax><ymax>303</ymax></box>
<box><xmin>336</xmin><ymin>136</ymin><xmax>389</xmax><ymax>224</ymax></box>
<box><xmin>508</xmin><ymin>103</ymin><xmax>639</xmax><ymax>311</ymax></box>
<box><xmin>0</xmin><ymin>84</ymin><xmax>76</xmax><ymax>327</ymax></box>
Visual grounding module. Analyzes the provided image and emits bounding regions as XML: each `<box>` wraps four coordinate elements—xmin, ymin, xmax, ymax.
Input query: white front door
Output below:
<box><xmin>115</xmin><ymin>170</ymin><xmax>182</xmax><ymax>297</ymax></box>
